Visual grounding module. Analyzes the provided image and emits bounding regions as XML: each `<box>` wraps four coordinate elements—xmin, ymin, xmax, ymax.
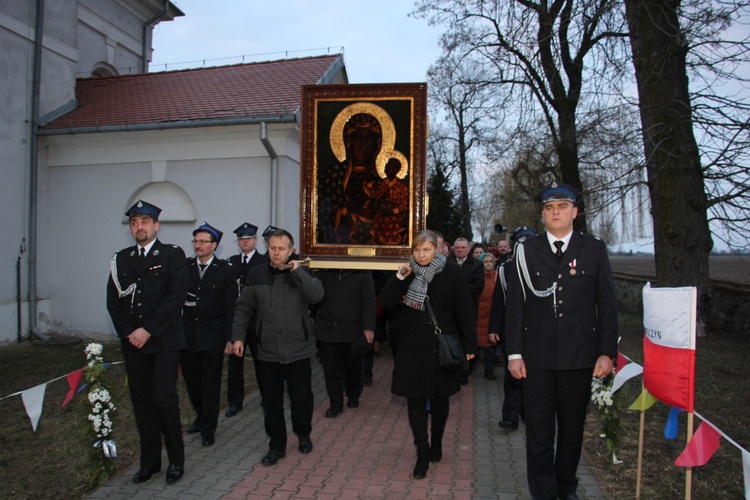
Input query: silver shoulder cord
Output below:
<box><xmin>514</xmin><ymin>243</ymin><xmax>558</xmax><ymax>314</ymax></box>
<box><xmin>109</xmin><ymin>253</ymin><xmax>137</xmax><ymax>312</ymax></box>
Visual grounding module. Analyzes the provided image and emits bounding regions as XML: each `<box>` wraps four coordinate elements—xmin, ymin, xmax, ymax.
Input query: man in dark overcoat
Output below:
<box><xmin>313</xmin><ymin>269</ymin><xmax>376</xmax><ymax>417</ymax></box>
<box><xmin>448</xmin><ymin>237</ymin><xmax>485</xmax><ymax>312</ymax></box>
<box><xmin>181</xmin><ymin>222</ymin><xmax>237</xmax><ymax>447</ymax></box>
<box><xmin>504</xmin><ymin>182</ymin><xmax>618</xmax><ymax>500</ymax></box>
<box><xmin>106</xmin><ymin>200</ymin><xmax>188</xmax><ymax>484</ymax></box>
<box><xmin>225</xmin><ymin>222</ymin><xmax>268</xmax><ymax>417</ymax></box>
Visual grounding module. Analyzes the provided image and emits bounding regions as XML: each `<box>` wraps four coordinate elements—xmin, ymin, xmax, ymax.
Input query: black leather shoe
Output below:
<box><xmin>261</xmin><ymin>449</ymin><xmax>286</xmax><ymax>466</ymax></box>
<box><xmin>202</xmin><ymin>436</ymin><xmax>215</xmax><ymax>447</ymax></box>
<box><xmin>187</xmin><ymin>423</ymin><xmax>200</xmax><ymax>434</ymax></box>
<box><xmin>484</xmin><ymin>369</ymin><xmax>496</xmax><ymax>380</ymax></box>
<box><xmin>298</xmin><ymin>436</ymin><xmax>313</xmax><ymax>454</ymax></box>
<box><xmin>325</xmin><ymin>407</ymin><xmax>343</xmax><ymax>418</ymax></box>
<box><xmin>165</xmin><ymin>464</ymin><xmax>184</xmax><ymax>483</ymax></box>
<box><xmin>347</xmin><ymin>397</ymin><xmax>359</xmax><ymax>408</ymax></box>
<box><xmin>498</xmin><ymin>420</ymin><xmax>519</xmax><ymax>430</ymax></box>
<box><xmin>225</xmin><ymin>405</ymin><xmax>241</xmax><ymax>418</ymax></box>
<box><xmin>132</xmin><ymin>467</ymin><xmax>160</xmax><ymax>483</ymax></box>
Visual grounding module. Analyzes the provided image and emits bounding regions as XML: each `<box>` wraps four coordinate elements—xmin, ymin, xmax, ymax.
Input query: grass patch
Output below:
<box><xmin>583</xmin><ymin>313</ymin><xmax>749</xmax><ymax>499</ymax></box>
<box><xmin>0</xmin><ymin>337</ymin><xmax>255</xmax><ymax>499</ymax></box>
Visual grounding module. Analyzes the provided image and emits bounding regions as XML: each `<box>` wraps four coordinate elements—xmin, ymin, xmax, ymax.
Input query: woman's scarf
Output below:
<box><xmin>403</xmin><ymin>253</ymin><xmax>447</xmax><ymax>310</ymax></box>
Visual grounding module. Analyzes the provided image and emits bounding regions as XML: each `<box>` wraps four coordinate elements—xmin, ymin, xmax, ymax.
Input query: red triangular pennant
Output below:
<box><xmin>674</xmin><ymin>421</ymin><xmax>722</xmax><ymax>467</ymax></box>
<box><xmin>61</xmin><ymin>369</ymin><xmax>85</xmax><ymax>407</ymax></box>
<box><xmin>616</xmin><ymin>351</ymin><xmax>629</xmax><ymax>369</ymax></box>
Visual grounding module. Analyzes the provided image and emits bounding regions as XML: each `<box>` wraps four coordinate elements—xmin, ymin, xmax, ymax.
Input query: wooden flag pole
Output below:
<box><xmin>635</xmin><ymin>381</ymin><xmax>646</xmax><ymax>499</ymax></box>
<box><xmin>685</xmin><ymin>411</ymin><xmax>694</xmax><ymax>500</ymax></box>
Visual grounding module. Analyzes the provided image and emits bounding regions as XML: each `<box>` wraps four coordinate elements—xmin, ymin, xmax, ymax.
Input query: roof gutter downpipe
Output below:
<box><xmin>28</xmin><ymin>0</ymin><xmax>47</xmax><ymax>341</ymax></box>
<box><xmin>141</xmin><ymin>1</ymin><xmax>169</xmax><ymax>73</ymax></box>
<box><xmin>259</xmin><ymin>122</ymin><xmax>279</xmax><ymax>227</ymax></box>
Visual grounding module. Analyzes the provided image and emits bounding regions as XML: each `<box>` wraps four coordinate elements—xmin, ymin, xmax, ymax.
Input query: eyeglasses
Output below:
<box><xmin>191</xmin><ymin>239</ymin><xmax>214</xmax><ymax>245</ymax></box>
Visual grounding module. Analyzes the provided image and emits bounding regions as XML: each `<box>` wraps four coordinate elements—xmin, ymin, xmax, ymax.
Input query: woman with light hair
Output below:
<box><xmin>378</xmin><ymin>230</ymin><xmax>477</xmax><ymax>480</ymax></box>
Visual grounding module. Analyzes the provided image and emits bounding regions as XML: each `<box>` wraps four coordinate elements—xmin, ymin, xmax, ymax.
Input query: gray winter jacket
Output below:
<box><xmin>231</xmin><ymin>264</ymin><xmax>324</xmax><ymax>364</ymax></box>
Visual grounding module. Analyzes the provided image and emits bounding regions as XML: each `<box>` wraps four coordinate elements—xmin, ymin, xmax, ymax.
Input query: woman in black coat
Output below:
<box><xmin>378</xmin><ymin>230</ymin><xmax>477</xmax><ymax>480</ymax></box>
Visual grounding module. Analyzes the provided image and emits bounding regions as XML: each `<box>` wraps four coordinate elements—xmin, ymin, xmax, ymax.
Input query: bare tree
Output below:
<box><xmin>624</xmin><ymin>0</ymin><xmax>713</xmax><ymax>318</ymax></box>
<box><xmin>414</xmin><ymin>0</ymin><xmax>631</xmax><ymax>232</ymax></box>
<box><xmin>680</xmin><ymin>0</ymin><xmax>750</xmax><ymax>249</ymax></box>
<box><xmin>427</xmin><ymin>54</ymin><xmax>499</xmax><ymax>239</ymax></box>
<box><xmin>426</xmin><ymin>123</ymin><xmax>466</xmax><ymax>242</ymax></box>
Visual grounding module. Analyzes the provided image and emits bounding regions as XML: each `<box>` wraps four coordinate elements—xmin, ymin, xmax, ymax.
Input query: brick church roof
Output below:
<box><xmin>42</xmin><ymin>54</ymin><xmax>344</xmax><ymax>131</ymax></box>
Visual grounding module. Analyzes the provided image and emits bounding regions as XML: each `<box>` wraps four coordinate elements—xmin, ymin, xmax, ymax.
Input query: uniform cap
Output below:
<box><xmin>511</xmin><ymin>225</ymin><xmax>538</xmax><ymax>243</ymax></box>
<box><xmin>125</xmin><ymin>199</ymin><xmax>161</xmax><ymax>220</ymax></box>
<box><xmin>233</xmin><ymin>222</ymin><xmax>258</xmax><ymax>238</ymax></box>
<box><xmin>193</xmin><ymin>222</ymin><xmax>223</xmax><ymax>244</ymax></box>
<box><xmin>535</xmin><ymin>181</ymin><xmax>580</xmax><ymax>204</ymax></box>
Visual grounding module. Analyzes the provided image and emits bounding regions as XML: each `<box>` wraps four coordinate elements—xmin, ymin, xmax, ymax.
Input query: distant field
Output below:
<box><xmin>609</xmin><ymin>255</ymin><xmax>750</xmax><ymax>286</ymax></box>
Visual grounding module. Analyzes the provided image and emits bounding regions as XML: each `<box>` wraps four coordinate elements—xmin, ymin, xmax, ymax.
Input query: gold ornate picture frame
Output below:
<box><xmin>299</xmin><ymin>83</ymin><xmax>428</xmax><ymax>268</ymax></box>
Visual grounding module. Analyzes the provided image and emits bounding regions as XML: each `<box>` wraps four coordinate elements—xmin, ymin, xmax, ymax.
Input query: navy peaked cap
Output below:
<box><xmin>193</xmin><ymin>222</ymin><xmax>223</xmax><ymax>244</ymax></box>
<box><xmin>125</xmin><ymin>199</ymin><xmax>161</xmax><ymax>220</ymax></box>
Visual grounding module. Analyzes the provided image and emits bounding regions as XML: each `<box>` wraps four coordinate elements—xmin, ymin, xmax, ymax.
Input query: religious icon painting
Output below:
<box><xmin>299</xmin><ymin>83</ymin><xmax>428</xmax><ymax>268</ymax></box>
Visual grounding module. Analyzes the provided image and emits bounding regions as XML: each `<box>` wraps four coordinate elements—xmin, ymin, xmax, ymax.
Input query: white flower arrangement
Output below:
<box><xmin>591</xmin><ymin>369</ymin><xmax>623</xmax><ymax>464</ymax></box>
<box><xmin>87</xmin><ymin>388</ymin><xmax>116</xmax><ymax>438</ymax></box>
<box><xmin>83</xmin><ymin>343</ymin><xmax>117</xmax><ymax>466</ymax></box>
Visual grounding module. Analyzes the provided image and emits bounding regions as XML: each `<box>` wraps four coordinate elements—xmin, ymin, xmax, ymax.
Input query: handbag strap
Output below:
<box><xmin>424</xmin><ymin>297</ymin><xmax>441</xmax><ymax>335</ymax></box>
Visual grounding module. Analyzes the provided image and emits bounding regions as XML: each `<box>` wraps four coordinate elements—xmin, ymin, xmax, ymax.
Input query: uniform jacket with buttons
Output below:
<box><xmin>504</xmin><ymin>232</ymin><xmax>618</xmax><ymax>370</ymax></box>
<box><xmin>107</xmin><ymin>239</ymin><xmax>188</xmax><ymax>354</ymax></box>
<box><xmin>231</xmin><ymin>264</ymin><xmax>324</xmax><ymax>364</ymax></box>
<box><xmin>183</xmin><ymin>256</ymin><xmax>238</xmax><ymax>351</ymax></box>
<box><xmin>228</xmin><ymin>251</ymin><xmax>269</xmax><ymax>292</ymax></box>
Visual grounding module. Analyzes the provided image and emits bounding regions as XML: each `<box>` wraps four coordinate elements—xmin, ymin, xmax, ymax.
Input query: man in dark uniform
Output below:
<box><xmin>489</xmin><ymin>226</ymin><xmax>537</xmax><ymax>431</ymax></box>
<box><xmin>182</xmin><ymin>222</ymin><xmax>237</xmax><ymax>446</ymax></box>
<box><xmin>225</xmin><ymin>222</ymin><xmax>268</xmax><ymax>417</ymax></box>
<box><xmin>504</xmin><ymin>183</ymin><xmax>618</xmax><ymax>500</ymax></box>
<box><xmin>106</xmin><ymin>200</ymin><xmax>188</xmax><ymax>484</ymax></box>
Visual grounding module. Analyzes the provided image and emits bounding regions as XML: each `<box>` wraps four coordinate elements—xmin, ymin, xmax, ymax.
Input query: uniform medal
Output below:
<box><xmin>569</xmin><ymin>259</ymin><xmax>577</xmax><ymax>275</ymax></box>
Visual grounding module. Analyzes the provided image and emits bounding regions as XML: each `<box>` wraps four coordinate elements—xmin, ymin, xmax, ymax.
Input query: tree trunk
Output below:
<box><xmin>625</xmin><ymin>0</ymin><xmax>712</xmax><ymax>321</ymax></box>
<box><xmin>557</xmin><ymin>104</ymin><xmax>587</xmax><ymax>232</ymax></box>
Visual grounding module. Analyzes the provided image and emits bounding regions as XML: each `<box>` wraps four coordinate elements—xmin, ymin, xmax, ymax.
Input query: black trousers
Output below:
<box><xmin>406</xmin><ymin>397</ymin><xmax>449</xmax><ymax>449</ymax></box>
<box><xmin>226</xmin><ymin>329</ymin><xmax>262</xmax><ymax>407</ymax></box>
<box><xmin>523</xmin><ymin>367</ymin><xmax>591</xmax><ymax>500</ymax></box>
<box><xmin>257</xmin><ymin>358</ymin><xmax>314</xmax><ymax>451</ymax></box>
<box><xmin>181</xmin><ymin>347</ymin><xmax>223</xmax><ymax>439</ymax></box>
<box><xmin>502</xmin><ymin>354</ymin><xmax>524</xmax><ymax>424</ymax></box>
<box><xmin>122</xmin><ymin>344</ymin><xmax>184</xmax><ymax>470</ymax></box>
<box><xmin>318</xmin><ymin>340</ymin><xmax>362</xmax><ymax>408</ymax></box>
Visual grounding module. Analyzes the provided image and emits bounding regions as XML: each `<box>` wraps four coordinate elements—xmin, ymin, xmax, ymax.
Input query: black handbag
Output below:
<box><xmin>425</xmin><ymin>298</ymin><xmax>468</xmax><ymax>374</ymax></box>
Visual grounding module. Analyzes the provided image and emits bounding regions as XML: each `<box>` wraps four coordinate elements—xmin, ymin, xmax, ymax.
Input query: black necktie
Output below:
<box><xmin>554</xmin><ymin>240</ymin><xmax>564</xmax><ymax>263</ymax></box>
<box><xmin>243</xmin><ymin>255</ymin><xmax>248</xmax><ymax>265</ymax></box>
<box><xmin>199</xmin><ymin>263</ymin><xmax>207</xmax><ymax>271</ymax></box>
<box><xmin>139</xmin><ymin>247</ymin><xmax>146</xmax><ymax>258</ymax></box>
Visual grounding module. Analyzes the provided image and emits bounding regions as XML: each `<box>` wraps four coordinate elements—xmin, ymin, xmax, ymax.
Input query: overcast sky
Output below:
<box><xmin>151</xmin><ymin>0</ymin><xmax>443</xmax><ymax>84</ymax></box>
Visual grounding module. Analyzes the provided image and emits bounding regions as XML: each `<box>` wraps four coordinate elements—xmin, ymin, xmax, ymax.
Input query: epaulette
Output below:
<box><xmin>580</xmin><ymin>232</ymin><xmax>606</xmax><ymax>244</ymax></box>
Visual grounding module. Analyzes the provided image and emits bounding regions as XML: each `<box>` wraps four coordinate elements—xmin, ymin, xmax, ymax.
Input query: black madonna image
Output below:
<box><xmin>300</xmin><ymin>83</ymin><xmax>428</xmax><ymax>262</ymax></box>
<box><xmin>317</xmin><ymin>102</ymin><xmax>410</xmax><ymax>246</ymax></box>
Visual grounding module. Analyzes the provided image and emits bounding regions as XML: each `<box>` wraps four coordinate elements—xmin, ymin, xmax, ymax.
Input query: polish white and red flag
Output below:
<box><xmin>642</xmin><ymin>283</ymin><xmax>697</xmax><ymax>412</ymax></box>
